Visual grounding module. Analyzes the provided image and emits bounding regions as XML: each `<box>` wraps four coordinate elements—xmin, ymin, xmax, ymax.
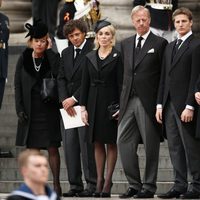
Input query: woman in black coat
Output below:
<box><xmin>80</xmin><ymin>20</ymin><xmax>123</xmax><ymax>197</ymax></box>
<box><xmin>14</xmin><ymin>20</ymin><xmax>62</xmax><ymax>195</ymax></box>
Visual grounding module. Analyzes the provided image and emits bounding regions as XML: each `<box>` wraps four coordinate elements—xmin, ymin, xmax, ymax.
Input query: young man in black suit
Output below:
<box><xmin>156</xmin><ymin>7</ymin><xmax>200</xmax><ymax>199</ymax></box>
<box><xmin>118</xmin><ymin>5</ymin><xmax>167</xmax><ymax>199</ymax></box>
<box><xmin>57</xmin><ymin>19</ymin><xmax>96</xmax><ymax>197</ymax></box>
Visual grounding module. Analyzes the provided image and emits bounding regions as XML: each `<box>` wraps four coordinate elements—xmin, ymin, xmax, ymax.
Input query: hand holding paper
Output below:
<box><xmin>60</xmin><ymin>106</ymin><xmax>85</xmax><ymax>129</ymax></box>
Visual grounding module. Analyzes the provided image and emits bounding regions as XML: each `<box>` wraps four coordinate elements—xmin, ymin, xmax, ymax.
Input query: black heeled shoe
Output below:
<box><xmin>101</xmin><ymin>192</ymin><xmax>111</xmax><ymax>198</ymax></box>
<box><xmin>94</xmin><ymin>179</ymin><xmax>105</xmax><ymax>198</ymax></box>
<box><xmin>101</xmin><ymin>182</ymin><xmax>113</xmax><ymax>198</ymax></box>
<box><xmin>93</xmin><ymin>192</ymin><xmax>101</xmax><ymax>197</ymax></box>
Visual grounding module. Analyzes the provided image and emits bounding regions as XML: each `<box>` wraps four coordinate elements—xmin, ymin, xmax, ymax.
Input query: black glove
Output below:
<box><xmin>17</xmin><ymin>112</ymin><xmax>28</xmax><ymax>124</ymax></box>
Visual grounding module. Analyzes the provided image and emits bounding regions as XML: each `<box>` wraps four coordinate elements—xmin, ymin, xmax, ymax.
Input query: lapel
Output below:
<box><xmin>65</xmin><ymin>46</ymin><xmax>74</xmax><ymax>79</ymax></box>
<box><xmin>72</xmin><ymin>40</ymin><xmax>90</xmax><ymax>75</ymax></box>
<box><xmin>87</xmin><ymin>48</ymin><xmax>120</xmax><ymax>71</ymax></box>
<box><xmin>170</xmin><ymin>34</ymin><xmax>194</xmax><ymax>72</ymax></box>
<box><xmin>101</xmin><ymin>48</ymin><xmax>120</xmax><ymax>70</ymax></box>
<box><xmin>125</xmin><ymin>36</ymin><xmax>136</xmax><ymax>73</ymax></box>
<box><xmin>134</xmin><ymin>32</ymin><xmax>154</xmax><ymax>70</ymax></box>
<box><xmin>86</xmin><ymin>50</ymin><xmax>98</xmax><ymax>71</ymax></box>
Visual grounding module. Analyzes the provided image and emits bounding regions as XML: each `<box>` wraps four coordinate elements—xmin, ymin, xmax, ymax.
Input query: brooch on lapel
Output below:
<box><xmin>147</xmin><ymin>48</ymin><xmax>155</xmax><ymax>53</ymax></box>
<box><xmin>113</xmin><ymin>53</ymin><xmax>117</xmax><ymax>57</ymax></box>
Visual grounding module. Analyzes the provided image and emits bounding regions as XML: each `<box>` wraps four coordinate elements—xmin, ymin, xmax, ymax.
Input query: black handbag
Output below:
<box><xmin>41</xmin><ymin>74</ymin><xmax>58</xmax><ymax>103</ymax></box>
<box><xmin>107</xmin><ymin>102</ymin><xmax>119</xmax><ymax>120</ymax></box>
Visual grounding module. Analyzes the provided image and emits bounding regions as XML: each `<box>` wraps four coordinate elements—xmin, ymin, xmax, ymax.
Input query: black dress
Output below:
<box><xmin>15</xmin><ymin>48</ymin><xmax>61</xmax><ymax>148</ymax></box>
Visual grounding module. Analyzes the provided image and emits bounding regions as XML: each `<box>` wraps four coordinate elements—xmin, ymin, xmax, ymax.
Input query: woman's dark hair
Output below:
<box><xmin>63</xmin><ymin>19</ymin><xmax>88</xmax><ymax>38</ymax></box>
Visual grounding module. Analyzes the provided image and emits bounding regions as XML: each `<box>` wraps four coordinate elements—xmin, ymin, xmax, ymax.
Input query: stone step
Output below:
<box><xmin>0</xmin><ymin>181</ymin><xmax>174</xmax><ymax>194</ymax></box>
<box><xmin>0</xmin><ymin>166</ymin><xmax>175</xmax><ymax>182</ymax></box>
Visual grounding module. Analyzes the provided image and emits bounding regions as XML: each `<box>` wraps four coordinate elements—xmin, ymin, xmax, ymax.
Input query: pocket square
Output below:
<box><xmin>147</xmin><ymin>48</ymin><xmax>155</xmax><ymax>53</ymax></box>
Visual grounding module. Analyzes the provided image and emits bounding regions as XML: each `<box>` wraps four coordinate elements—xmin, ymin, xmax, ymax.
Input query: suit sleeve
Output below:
<box><xmin>80</xmin><ymin>58</ymin><xmax>90</xmax><ymax>107</ymax></box>
<box><xmin>186</xmin><ymin>44</ymin><xmax>200</xmax><ymax>106</ymax></box>
<box><xmin>14</xmin><ymin>55</ymin><xmax>25</xmax><ymax>114</ymax></box>
<box><xmin>117</xmin><ymin>54</ymin><xmax>124</xmax><ymax>99</ymax></box>
<box><xmin>157</xmin><ymin>41</ymin><xmax>168</xmax><ymax>105</ymax></box>
<box><xmin>57</xmin><ymin>51</ymin><xmax>69</xmax><ymax>102</ymax></box>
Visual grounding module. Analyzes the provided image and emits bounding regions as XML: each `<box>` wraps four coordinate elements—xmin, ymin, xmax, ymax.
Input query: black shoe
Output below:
<box><xmin>93</xmin><ymin>192</ymin><xmax>101</xmax><ymax>198</ymax></box>
<box><xmin>157</xmin><ymin>189</ymin><xmax>183</xmax><ymax>199</ymax></box>
<box><xmin>119</xmin><ymin>187</ymin><xmax>139</xmax><ymax>198</ymax></box>
<box><xmin>134</xmin><ymin>188</ymin><xmax>154</xmax><ymax>198</ymax></box>
<box><xmin>180</xmin><ymin>190</ymin><xmax>200</xmax><ymax>199</ymax></box>
<box><xmin>101</xmin><ymin>192</ymin><xmax>111</xmax><ymax>198</ymax></box>
<box><xmin>78</xmin><ymin>189</ymin><xmax>94</xmax><ymax>197</ymax></box>
<box><xmin>62</xmin><ymin>189</ymin><xmax>82</xmax><ymax>197</ymax></box>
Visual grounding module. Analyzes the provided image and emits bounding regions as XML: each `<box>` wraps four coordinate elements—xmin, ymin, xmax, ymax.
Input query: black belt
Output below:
<box><xmin>91</xmin><ymin>80</ymin><xmax>113</xmax><ymax>87</ymax></box>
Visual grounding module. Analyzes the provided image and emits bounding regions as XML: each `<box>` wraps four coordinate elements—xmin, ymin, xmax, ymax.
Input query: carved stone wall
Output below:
<box><xmin>179</xmin><ymin>0</ymin><xmax>200</xmax><ymax>36</ymax></box>
<box><xmin>0</xmin><ymin>0</ymin><xmax>31</xmax><ymax>33</ymax></box>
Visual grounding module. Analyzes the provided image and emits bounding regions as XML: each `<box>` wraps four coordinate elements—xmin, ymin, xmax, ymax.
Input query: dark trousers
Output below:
<box><xmin>165</xmin><ymin>101</ymin><xmax>200</xmax><ymax>192</ymax></box>
<box><xmin>0</xmin><ymin>78</ymin><xmax>5</xmax><ymax>109</ymax></box>
<box><xmin>61</xmin><ymin>122</ymin><xmax>97</xmax><ymax>191</ymax></box>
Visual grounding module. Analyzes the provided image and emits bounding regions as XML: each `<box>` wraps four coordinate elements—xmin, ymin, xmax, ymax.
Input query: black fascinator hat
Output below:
<box><xmin>25</xmin><ymin>19</ymin><xmax>48</xmax><ymax>38</ymax></box>
<box><xmin>94</xmin><ymin>19</ymin><xmax>111</xmax><ymax>33</ymax></box>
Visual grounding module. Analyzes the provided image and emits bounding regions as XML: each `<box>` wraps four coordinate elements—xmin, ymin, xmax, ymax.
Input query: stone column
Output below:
<box><xmin>179</xmin><ymin>0</ymin><xmax>200</xmax><ymax>36</ymax></box>
<box><xmin>0</xmin><ymin>0</ymin><xmax>31</xmax><ymax>33</ymax></box>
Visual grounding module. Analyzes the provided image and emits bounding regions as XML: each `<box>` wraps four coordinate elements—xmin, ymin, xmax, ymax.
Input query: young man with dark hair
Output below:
<box><xmin>57</xmin><ymin>19</ymin><xmax>96</xmax><ymax>197</ymax></box>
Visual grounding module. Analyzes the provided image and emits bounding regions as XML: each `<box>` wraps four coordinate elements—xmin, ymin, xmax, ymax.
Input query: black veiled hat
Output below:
<box><xmin>25</xmin><ymin>19</ymin><xmax>48</xmax><ymax>38</ymax></box>
<box><xmin>94</xmin><ymin>19</ymin><xmax>111</xmax><ymax>33</ymax></box>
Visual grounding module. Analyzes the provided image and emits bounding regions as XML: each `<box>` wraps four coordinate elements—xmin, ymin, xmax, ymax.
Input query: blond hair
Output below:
<box><xmin>18</xmin><ymin>149</ymin><xmax>46</xmax><ymax>170</ymax></box>
<box><xmin>94</xmin><ymin>24</ymin><xmax>116</xmax><ymax>50</ymax></box>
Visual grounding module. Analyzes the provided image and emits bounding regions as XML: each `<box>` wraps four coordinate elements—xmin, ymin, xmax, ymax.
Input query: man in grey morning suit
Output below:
<box><xmin>57</xmin><ymin>19</ymin><xmax>96</xmax><ymax>197</ymax></box>
<box><xmin>118</xmin><ymin>6</ymin><xmax>168</xmax><ymax>199</ymax></box>
<box><xmin>156</xmin><ymin>8</ymin><xmax>200</xmax><ymax>199</ymax></box>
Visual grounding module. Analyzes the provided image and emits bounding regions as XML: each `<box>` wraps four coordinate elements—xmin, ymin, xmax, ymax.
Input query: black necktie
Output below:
<box><xmin>173</xmin><ymin>39</ymin><xmax>182</xmax><ymax>58</ymax></box>
<box><xmin>74</xmin><ymin>48</ymin><xmax>81</xmax><ymax>64</ymax></box>
<box><xmin>135</xmin><ymin>36</ymin><xmax>143</xmax><ymax>57</ymax></box>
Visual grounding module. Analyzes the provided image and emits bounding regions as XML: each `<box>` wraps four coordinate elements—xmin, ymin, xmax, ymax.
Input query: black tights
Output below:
<box><xmin>47</xmin><ymin>147</ymin><xmax>61</xmax><ymax>195</ymax></box>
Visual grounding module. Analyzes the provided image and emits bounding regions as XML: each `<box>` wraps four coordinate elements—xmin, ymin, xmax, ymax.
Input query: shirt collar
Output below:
<box><xmin>136</xmin><ymin>30</ymin><xmax>151</xmax><ymax>41</ymax></box>
<box><xmin>74</xmin><ymin>39</ymin><xmax>87</xmax><ymax>51</ymax></box>
<box><xmin>177</xmin><ymin>30</ymin><xmax>192</xmax><ymax>43</ymax></box>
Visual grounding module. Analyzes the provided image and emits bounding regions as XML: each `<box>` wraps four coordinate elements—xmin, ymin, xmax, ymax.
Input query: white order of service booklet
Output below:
<box><xmin>60</xmin><ymin>106</ymin><xmax>85</xmax><ymax>129</ymax></box>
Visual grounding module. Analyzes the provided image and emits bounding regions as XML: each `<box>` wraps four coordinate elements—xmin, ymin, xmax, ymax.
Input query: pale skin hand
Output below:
<box><xmin>81</xmin><ymin>106</ymin><xmax>89</xmax><ymax>126</ymax></box>
<box><xmin>46</xmin><ymin>37</ymin><xmax>52</xmax><ymax>49</ymax></box>
<box><xmin>155</xmin><ymin>108</ymin><xmax>162</xmax><ymax>124</ymax></box>
<box><xmin>181</xmin><ymin>108</ymin><xmax>194</xmax><ymax>123</ymax></box>
<box><xmin>81</xmin><ymin>110</ymin><xmax>89</xmax><ymax>126</ymax></box>
<box><xmin>112</xmin><ymin>110</ymin><xmax>120</xmax><ymax>120</ymax></box>
<box><xmin>195</xmin><ymin>92</ymin><xmax>200</xmax><ymax>105</ymax></box>
<box><xmin>62</xmin><ymin>97</ymin><xmax>76</xmax><ymax>117</ymax></box>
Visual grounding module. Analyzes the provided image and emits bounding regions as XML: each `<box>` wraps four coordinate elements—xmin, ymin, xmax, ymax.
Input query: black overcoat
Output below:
<box><xmin>14</xmin><ymin>48</ymin><xmax>61</xmax><ymax>146</ymax></box>
<box><xmin>80</xmin><ymin>48</ymin><xmax>123</xmax><ymax>143</ymax></box>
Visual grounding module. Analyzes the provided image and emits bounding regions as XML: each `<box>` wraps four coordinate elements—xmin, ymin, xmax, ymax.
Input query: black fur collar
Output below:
<box><xmin>23</xmin><ymin>48</ymin><xmax>50</xmax><ymax>78</ymax></box>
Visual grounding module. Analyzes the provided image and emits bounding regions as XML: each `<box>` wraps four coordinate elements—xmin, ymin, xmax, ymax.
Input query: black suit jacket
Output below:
<box><xmin>0</xmin><ymin>13</ymin><xmax>9</xmax><ymax>79</ymax></box>
<box><xmin>134</xmin><ymin>0</ymin><xmax>178</xmax><ymax>30</ymax></box>
<box><xmin>157</xmin><ymin>35</ymin><xmax>200</xmax><ymax>138</ymax></box>
<box><xmin>57</xmin><ymin>39</ymin><xmax>93</xmax><ymax>103</ymax></box>
<box><xmin>119</xmin><ymin>32</ymin><xmax>167</xmax><ymax>131</ymax></box>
